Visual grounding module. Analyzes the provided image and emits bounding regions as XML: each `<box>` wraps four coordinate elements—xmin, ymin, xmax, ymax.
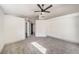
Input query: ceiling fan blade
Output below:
<box><xmin>34</xmin><ymin>11</ymin><xmax>41</xmax><ymax>12</ymax></box>
<box><xmin>44</xmin><ymin>11</ymin><xmax>50</xmax><ymax>13</ymax></box>
<box><xmin>44</xmin><ymin>5</ymin><xmax>52</xmax><ymax>11</ymax></box>
<box><xmin>37</xmin><ymin>4</ymin><xmax>43</xmax><ymax>11</ymax></box>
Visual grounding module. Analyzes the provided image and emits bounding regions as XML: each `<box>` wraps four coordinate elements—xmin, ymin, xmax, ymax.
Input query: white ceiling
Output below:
<box><xmin>1</xmin><ymin>4</ymin><xmax>79</xmax><ymax>20</ymax></box>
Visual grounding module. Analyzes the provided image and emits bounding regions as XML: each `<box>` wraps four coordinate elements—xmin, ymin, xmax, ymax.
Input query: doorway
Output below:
<box><xmin>25</xmin><ymin>23</ymin><xmax>27</xmax><ymax>38</ymax></box>
<box><xmin>31</xmin><ymin>23</ymin><xmax>33</xmax><ymax>35</ymax></box>
<box><xmin>25</xmin><ymin>22</ymin><xmax>35</xmax><ymax>38</ymax></box>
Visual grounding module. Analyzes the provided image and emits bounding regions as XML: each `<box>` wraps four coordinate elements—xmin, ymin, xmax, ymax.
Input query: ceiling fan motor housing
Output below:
<box><xmin>39</xmin><ymin>12</ymin><xmax>45</xmax><ymax>20</ymax></box>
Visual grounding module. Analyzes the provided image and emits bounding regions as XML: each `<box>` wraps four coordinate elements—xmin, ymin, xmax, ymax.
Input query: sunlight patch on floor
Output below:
<box><xmin>31</xmin><ymin>42</ymin><xmax>47</xmax><ymax>54</ymax></box>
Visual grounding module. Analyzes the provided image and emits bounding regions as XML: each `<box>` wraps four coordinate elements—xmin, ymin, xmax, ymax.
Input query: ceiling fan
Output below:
<box><xmin>34</xmin><ymin>4</ymin><xmax>53</xmax><ymax>15</ymax></box>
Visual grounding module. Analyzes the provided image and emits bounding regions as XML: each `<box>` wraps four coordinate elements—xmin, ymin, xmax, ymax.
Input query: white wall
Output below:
<box><xmin>35</xmin><ymin>13</ymin><xmax>79</xmax><ymax>43</ymax></box>
<box><xmin>35</xmin><ymin>20</ymin><xmax>48</xmax><ymax>37</ymax></box>
<box><xmin>47</xmin><ymin>13</ymin><xmax>79</xmax><ymax>43</ymax></box>
<box><xmin>0</xmin><ymin>14</ymin><xmax>25</xmax><ymax>52</ymax></box>
<box><xmin>0</xmin><ymin>8</ymin><xmax>5</xmax><ymax>52</ymax></box>
<box><xmin>4</xmin><ymin>15</ymin><xmax>25</xmax><ymax>44</ymax></box>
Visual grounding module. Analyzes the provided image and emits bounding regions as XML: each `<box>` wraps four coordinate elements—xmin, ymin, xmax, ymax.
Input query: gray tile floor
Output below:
<box><xmin>1</xmin><ymin>36</ymin><xmax>79</xmax><ymax>54</ymax></box>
